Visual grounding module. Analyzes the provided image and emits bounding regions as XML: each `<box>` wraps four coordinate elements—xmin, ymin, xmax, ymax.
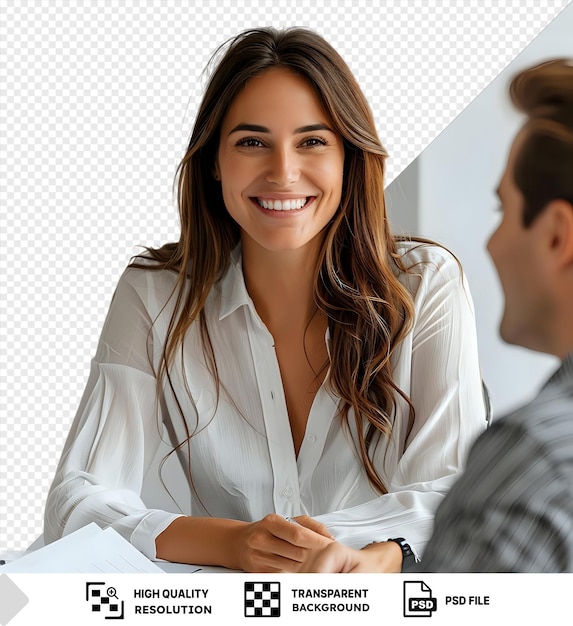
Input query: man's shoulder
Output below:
<box><xmin>494</xmin><ymin>377</ymin><xmax>573</xmax><ymax>463</ymax></box>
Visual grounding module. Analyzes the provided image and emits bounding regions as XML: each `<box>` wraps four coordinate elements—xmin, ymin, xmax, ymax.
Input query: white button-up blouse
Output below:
<box><xmin>44</xmin><ymin>241</ymin><xmax>487</xmax><ymax>561</ymax></box>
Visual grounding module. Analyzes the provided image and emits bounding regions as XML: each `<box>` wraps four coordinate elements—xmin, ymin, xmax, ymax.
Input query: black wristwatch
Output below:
<box><xmin>387</xmin><ymin>537</ymin><xmax>416</xmax><ymax>571</ymax></box>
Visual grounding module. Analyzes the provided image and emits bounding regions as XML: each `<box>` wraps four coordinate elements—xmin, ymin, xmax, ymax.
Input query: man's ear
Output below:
<box><xmin>545</xmin><ymin>199</ymin><xmax>573</xmax><ymax>269</ymax></box>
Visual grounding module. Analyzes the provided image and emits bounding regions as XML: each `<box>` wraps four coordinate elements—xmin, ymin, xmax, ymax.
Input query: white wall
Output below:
<box><xmin>386</xmin><ymin>4</ymin><xmax>572</xmax><ymax>415</ymax></box>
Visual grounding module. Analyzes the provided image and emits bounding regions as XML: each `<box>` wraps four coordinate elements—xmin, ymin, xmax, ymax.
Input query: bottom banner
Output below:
<box><xmin>1</xmin><ymin>572</ymin><xmax>569</xmax><ymax>625</ymax></box>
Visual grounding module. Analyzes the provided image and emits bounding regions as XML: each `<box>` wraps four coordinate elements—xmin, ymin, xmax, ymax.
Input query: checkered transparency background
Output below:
<box><xmin>1</xmin><ymin>0</ymin><xmax>569</xmax><ymax>551</ymax></box>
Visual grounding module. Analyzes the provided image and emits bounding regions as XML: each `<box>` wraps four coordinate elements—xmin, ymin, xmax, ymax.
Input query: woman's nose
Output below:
<box><xmin>265</xmin><ymin>147</ymin><xmax>301</xmax><ymax>186</ymax></box>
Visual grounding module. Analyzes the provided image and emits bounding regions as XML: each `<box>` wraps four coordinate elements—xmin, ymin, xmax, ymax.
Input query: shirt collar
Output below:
<box><xmin>545</xmin><ymin>352</ymin><xmax>573</xmax><ymax>388</ymax></box>
<box><xmin>217</xmin><ymin>246</ymin><xmax>333</xmax><ymax>352</ymax></box>
<box><xmin>218</xmin><ymin>243</ymin><xmax>255</xmax><ymax>321</ymax></box>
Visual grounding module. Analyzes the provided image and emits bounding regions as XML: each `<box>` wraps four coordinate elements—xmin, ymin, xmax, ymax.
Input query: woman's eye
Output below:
<box><xmin>300</xmin><ymin>136</ymin><xmax>328</xmax><ymax>148</ymax></box>
<box><xmin>236</xmin><ymin>137</ymin><xmax>264</xmax><ymax>148</ymax></box>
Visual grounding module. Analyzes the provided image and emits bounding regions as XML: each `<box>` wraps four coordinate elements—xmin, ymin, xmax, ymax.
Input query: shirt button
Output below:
<box><xmin>281</xmin><ymin>487</ymin><xmax>294</xmax><ymax>498</ymax></box>
<box><xmin>308</xmin><ymin>434</ymin><xmax>316</xmax><ymax>444</ymax></box>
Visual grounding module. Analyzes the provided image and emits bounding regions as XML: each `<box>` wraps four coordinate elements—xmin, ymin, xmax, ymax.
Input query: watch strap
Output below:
<box><xmin>387</xmin><ymin>537</ymin><xmax>415</xmax><ymax>571</ymax></box>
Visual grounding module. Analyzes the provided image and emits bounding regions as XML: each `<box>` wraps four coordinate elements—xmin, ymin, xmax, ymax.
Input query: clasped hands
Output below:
<box><xmin>236</xmin><ymin>513</ymin><xmax>402</xmax><ymax>573</ymax></box>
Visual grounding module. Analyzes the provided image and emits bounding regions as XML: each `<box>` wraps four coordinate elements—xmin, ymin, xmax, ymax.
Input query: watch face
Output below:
<box><xmin>401</xmin><ymin>542</ymin><xmax>414</xmax><ymax>558</ymax></box>
<box><xmin>388</xmin><ymin>537</ymin><xmax>415</xmax><ymax>561</ymax></box>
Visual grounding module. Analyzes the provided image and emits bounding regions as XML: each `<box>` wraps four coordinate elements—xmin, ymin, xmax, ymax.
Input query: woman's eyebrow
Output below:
<box><xmin>294</xmin><ymin>123</ymin><xmax>334</xmax><ymax>133</ymax></box>
<box><xmin>228</xmin><ymin>123</ymin><xmax>269</xmax><ymax>134</ymax></box>
<box><xmin>228</xmin><ymin>123</ymin><xmax>334</xmax><ymax>135</ymax></box>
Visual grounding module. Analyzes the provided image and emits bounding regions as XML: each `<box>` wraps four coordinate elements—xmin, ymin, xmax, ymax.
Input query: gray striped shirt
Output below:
<box><xmin>412</xmin><ymin>353</ymin><xmax>573</xmax><ymax>572</ymax></box>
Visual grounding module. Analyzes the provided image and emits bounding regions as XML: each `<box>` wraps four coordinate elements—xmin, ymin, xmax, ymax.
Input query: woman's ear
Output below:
<box><xmin>212</xmin><ymin>161</ymin><xmax>221</xmax><ymax>181</ymax></box>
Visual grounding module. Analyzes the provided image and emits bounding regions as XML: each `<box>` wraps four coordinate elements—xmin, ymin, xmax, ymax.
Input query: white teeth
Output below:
<box><xmin>257</xmin><ymin>198</ymin><xmax>308</xmax><ymax>211</ymax></box>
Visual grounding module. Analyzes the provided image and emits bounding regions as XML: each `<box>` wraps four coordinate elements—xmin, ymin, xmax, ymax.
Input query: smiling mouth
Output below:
<box><xmin>254</xmin><ymin>197</ymin><xmax>313</xmax><ymax>211</ymax></box>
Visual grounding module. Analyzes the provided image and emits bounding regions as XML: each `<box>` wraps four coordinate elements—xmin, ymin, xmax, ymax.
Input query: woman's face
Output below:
<box><xmin>216</xmin><ymin>67</ymin><xmax>345</xmax><ymax>256</ymax></box>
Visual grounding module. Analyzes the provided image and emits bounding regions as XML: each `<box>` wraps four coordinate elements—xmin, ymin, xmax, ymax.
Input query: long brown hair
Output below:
<box><xmin>132</xmin><ymin>27</ymin><xmax>416</xmax><ymax>495</ymax></box>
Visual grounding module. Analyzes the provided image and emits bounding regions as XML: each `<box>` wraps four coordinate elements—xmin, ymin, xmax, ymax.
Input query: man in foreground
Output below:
<box><xmin>303</xmin><ymin>57</ymin><xmax>573</xmax><ymax>573</ymax></box>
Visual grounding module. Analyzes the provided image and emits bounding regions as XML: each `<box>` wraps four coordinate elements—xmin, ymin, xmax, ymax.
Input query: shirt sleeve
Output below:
<box><xmin>412</xmin><ymin>415</ymin><xmax>573</xmax><ymax>572</ymax></box>
<box><xmin>43</xmin><ymin>268</ymin><xmax>184</xmax><ymax>560</ymax></box>
<box><xmin>314</xmin><ymin>248</ymin><xmax>488</xmax><ymax>556</ymax></box>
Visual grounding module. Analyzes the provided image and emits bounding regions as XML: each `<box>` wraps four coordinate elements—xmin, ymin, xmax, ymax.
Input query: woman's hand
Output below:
<box><xmin>299</xmin><ymin>539</ymin><xmax>403</xmax><ymax>573</ymax></box>
<box><xmin>291</xmin><ymin>514</ymin><xmax>334</xmax><ymax>538</ymax></box>
<box><xmin>155</xmin><ymin>513</ymin><xmax>334</xmax><ymax>572</ymax></box>
<box><xmin>233</xmin><ymin>513</ymin><xmax>334</xmax><ymax>572</ymax></box>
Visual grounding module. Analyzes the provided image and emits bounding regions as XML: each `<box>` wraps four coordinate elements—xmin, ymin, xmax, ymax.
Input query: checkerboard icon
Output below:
<box><xmin>244</xmin><ymin>581</ymin><xmax>281</xmax><ymax>617</ymax></box>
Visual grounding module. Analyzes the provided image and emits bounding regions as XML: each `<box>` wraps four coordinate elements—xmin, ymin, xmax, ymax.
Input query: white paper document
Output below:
<box><xmin>2</xmin><ymin>524</ymin><xmax>163</xmax><ymax>573</ymax></box>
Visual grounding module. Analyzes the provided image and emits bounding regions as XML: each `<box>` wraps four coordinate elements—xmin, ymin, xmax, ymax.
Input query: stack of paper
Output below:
<box><xmin>1</xmin><ymin>523</ymin><xmax>163</xmax><ymax>573</ymax></box>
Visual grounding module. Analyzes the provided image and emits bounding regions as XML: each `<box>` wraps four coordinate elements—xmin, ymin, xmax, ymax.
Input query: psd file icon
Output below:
<box><xmin>403</xmin><ymin>581</ymin><xmax>437</xmax><ymax>617</ymax></box>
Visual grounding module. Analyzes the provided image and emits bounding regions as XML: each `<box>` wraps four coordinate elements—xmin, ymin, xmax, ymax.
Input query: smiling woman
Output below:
<box><xmin>216</xmin><ymin>68</ymin><xmax>345</xmax><ymax>257</ymax></box>
<box><xmin>43</xmin><ymin>27</ymin><xmax>488</xmax><ymax>573</ymax></box>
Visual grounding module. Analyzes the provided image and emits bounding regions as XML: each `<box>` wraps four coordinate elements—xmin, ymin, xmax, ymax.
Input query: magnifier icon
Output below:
<box><xmin>107</xmin><ymin>587</ymin><xmax>118</xmax><ymax>599</ymax></box>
